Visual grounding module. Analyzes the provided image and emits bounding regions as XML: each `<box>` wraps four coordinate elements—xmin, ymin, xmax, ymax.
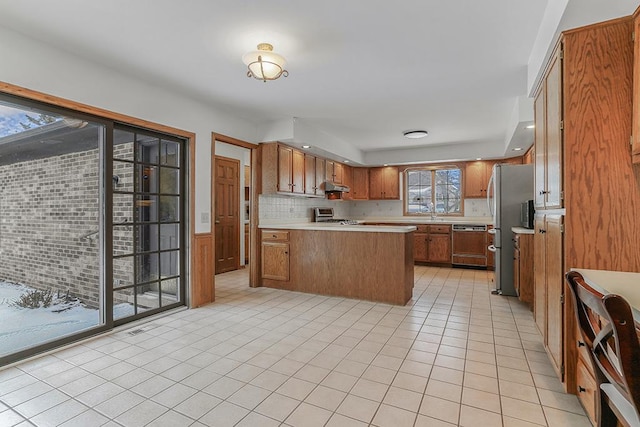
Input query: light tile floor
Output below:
<box><xmin>0</xmin><ymin>266</ymin><xmax>591</xmax><ymax>426</ymax></box>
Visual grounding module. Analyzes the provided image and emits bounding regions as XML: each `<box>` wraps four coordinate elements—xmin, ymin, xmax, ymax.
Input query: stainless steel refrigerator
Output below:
<box><xmin>487</xmin><ymin>163</ymin><xmax>533</xmax><ymax>296</ymax></box>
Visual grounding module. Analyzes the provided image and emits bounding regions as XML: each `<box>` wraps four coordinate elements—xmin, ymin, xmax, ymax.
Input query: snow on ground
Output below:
<box><xmin>0</xmin><ymin>281</ymin><xmax>132</xmax><ymax>357</ymax></box>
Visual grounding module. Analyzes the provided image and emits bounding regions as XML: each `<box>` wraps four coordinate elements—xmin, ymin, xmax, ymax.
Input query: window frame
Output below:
<box><xmin>403</xmin><ymin>165</ymin><xmax>464</xmax><ymax>216</ymax></box>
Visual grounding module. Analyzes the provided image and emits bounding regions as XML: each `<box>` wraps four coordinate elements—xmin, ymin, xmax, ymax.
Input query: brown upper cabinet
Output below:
<box><xmin>277</xmin><ymin>145</ymin><xmax>305</xmax><ymax>194</ymax></box>
<box><xmin>314</xmin><ymin>157</ymin><xmax>325</xmax><ymax>197</ymax></box>
<box><xmin>369</xmin><ymin>166</ymin><xmax>399</xmax><ymax>200</ymax></box>
<box><xmin>341</xmin><ymin>165</ymin><xmax>353</xmax><ymax>200</ymax></box>
<box><xmin>534</xmin><ymin>44</ymin><xmax>563</xmax><ymax>210</ymax></box>
<box><xmin>351</xmin><ymin>168</ymin><xmax>370</xmax><ymax>200</ymax></box>
<box><xmin>464</xmin><ymin>160</ymin><xmax>494</xmax><ymax>198</ymax></box>
<box><xmin>261</xmin><ymin>142</ymin><xmax>349</xmax><ymax>198</ymax></box>
<box><xmin>326</xmin><ymin>160</ymin><xmax>344</xmax><ymax>184</ymax></box>
<box><xmin>304</xmin><ymin>153</ymin><xmax>324</xmax><ymax>196</ymax></box>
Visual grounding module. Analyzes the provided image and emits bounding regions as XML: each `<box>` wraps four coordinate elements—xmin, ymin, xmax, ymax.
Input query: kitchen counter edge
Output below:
<box><xmin>258</xmin><ymin>223</ymin><xmax>417</xmax><ymax>233</ymax></box>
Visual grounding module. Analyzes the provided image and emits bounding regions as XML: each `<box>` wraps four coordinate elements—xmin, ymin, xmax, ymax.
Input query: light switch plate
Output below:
<box><xmin>201</xmin><ymin>212</ymin><xmax>210</xmax><ymax>223</ymax></box>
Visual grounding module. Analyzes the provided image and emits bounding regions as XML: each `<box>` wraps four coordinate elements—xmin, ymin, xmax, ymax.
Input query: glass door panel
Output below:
<box><xmin>112</xmin><ymin>125</ymin><xmax>185</xmax><ymax>323</ymax></box>
<box><xmin>0</xmin><ymin>96</ymin><xmax>105</xmax><ymax>359</ymax></box>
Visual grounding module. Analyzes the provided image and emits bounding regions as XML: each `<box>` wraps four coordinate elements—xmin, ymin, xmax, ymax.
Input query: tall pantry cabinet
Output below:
<box><xmin>533</xmin><ymin>15</ymin><xmax>638</xmax><ymax>413</ymax></box>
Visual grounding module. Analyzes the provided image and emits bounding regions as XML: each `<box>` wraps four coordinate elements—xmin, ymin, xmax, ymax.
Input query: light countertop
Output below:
<box><xmin>258</xmin><ymin>223</ymin><xmax>416</xmax><ymax>233</ymax></box>
<box><xmin>571</xmin><ymin>269</ymin><xmax>640</xmax><ymax>323</ymax></box>
<box><xmin>512</xmin><ymin>227</ymin><xmax>535</xmax><ymax>234</ymax></box>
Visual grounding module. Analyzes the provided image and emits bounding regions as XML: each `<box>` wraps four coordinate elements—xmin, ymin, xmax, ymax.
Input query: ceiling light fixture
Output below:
<box><xmin>513</xmin><ymin>147</ymin><xmax>523</xmax><ymax>151</ymax></box>
<box><xmin>403</xmin><ymin>130</ymin><xmax>428</xmax><ymax>139</ymax></box>
<box><xmin>242</xmin><ymin>43</ymin><xmax>289</xmax><ymax>82</ymax></box>
<box><xmin>344</xmin><ymin>160</ymin><xmax>350</xmax><ymax>163</ymax></box>
<box><xmin>526</xmin><ymin>124</ymin><xmax>535</xmax><ymax>129</ymax></box>
<box><xmin>301</xmin><ymin>145</ymin><xmax>310</xmax><ymax>149</ymax></box>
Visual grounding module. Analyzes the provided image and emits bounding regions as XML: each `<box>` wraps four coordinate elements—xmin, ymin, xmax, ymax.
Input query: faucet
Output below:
<box><xmin>430</xmin><ymin>202</ymin><xmax>437</xmax><ymax>220</ymax></box>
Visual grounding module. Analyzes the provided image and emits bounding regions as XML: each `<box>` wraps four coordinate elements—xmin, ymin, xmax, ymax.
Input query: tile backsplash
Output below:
<box><xmin>259</xmin><ymin>194</ymin><xmax>351</xmax><ymax>223</ymax></box>
<box><xmin>259</xmin><ymin>196</ymin><xmax>490</xmax><ymax>223</ymax></box>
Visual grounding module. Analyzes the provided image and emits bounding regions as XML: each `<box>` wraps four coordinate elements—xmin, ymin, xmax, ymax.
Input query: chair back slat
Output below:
<box><xmin>602</xmin><ymin>294</ymin><xmax>640</xmax><ymax>414</ymax></box>
<box><xmin>565</xmin><ymin>271</ymin><xmax>640</xmax><ymax>424</ymax></box>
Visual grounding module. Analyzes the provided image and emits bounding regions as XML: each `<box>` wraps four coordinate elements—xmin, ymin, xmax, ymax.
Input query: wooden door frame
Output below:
<box><xmin>211</xmin><ymin>133</ymin><xmax>259</xmax><ymax>288</ymax></box>
<box><xmin>214</xmin><ymin>155</ymin><xmax>241</xmax><ymax>273</ymax></box>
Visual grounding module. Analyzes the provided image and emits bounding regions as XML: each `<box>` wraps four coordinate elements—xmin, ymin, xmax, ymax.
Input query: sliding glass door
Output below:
<box><xmin>0</xmin><ymin>94</ymin><xmax>187</xmax><ymax>365</ymax></box>
<box><xmin>0</xmin><ymin>96</ymin><xmax>107</xmax><ymax>361</ymax></box>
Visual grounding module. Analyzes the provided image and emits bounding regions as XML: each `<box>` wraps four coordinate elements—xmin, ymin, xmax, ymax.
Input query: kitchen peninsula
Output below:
<box><xmin>259</xmin><ymin>223</ymin><xmax>416</xmax><ymax>305</ymax></box>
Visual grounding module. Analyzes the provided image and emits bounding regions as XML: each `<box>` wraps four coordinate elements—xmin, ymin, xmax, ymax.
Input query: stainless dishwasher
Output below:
<box><xmin>451</xmin><ymin>224</ymin><xmax>488</xmax><ymax>267</ymax></box>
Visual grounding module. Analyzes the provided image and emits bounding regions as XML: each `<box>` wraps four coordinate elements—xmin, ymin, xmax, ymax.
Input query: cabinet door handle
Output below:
<box><xmin>539</xmin><ymin>190</ymin><xmax>549</xmax><ymax>195</ymax></box>
<box><xmin>538</xmin><ymin>229</ymin><xmax>546</xmax><ymax>234</ymax></box>
<box><xmin>578</xmin><ymin>340</ymin><xmax>586</xmax><ymax>347</ymax></box>
<box><xmin>578</xmin><ymin>386</ymin><xmax>586</xmax><ymax>393</ymax></box>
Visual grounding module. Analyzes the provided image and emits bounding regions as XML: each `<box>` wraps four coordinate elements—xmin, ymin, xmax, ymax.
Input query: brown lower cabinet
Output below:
<box><xmin>260</xmin><ymin>228</ymin><xmax>413</xmax><ymax>305</ymax></box>
<box><xmin>534</xmin><ymin>213</ymin><xmax>564</xmax><ymax>380</ymax></box>
<box><xmin>261</xmin><ymin>231</ymin><xmax>290</xmax><ymax>282</ymax></box>
<box><xmin>414</xmin><ymin>225</ymin><xmax>451</xmax><ymax>264</ymax></box>
<box><xmin>513</xmin><ymin>232</ymin><xmax>534</xmax><ymax>306</ymax></box>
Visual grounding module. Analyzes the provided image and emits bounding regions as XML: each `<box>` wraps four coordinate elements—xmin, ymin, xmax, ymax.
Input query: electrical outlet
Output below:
<box><xmin>113</xmin><ymin>279</ymin><xmax>121</xmax><ymax>286</ymax></box>
<box><xmin>289</xmin><ymin>207</ymin><xmax>294</xmax><ymax>213</ymax></box>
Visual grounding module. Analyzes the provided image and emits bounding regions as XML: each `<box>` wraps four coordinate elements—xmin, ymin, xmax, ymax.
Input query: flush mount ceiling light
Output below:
<box><xmin>526</xmin><ymin>124</ymin><xmax>535</xmax><ymax>129</ymax></box>
<box><xmin>242</xmin><ymin>43</ymin><xmax>289</xmax><ymax>82</ymax></box>
<box><xmin>301</xmin><ymin>145</ymin><xmax>310</xmax><ymax>149</ymax></box>
<box><xmin>403</xmin><ymin>130</ymin><xmax>428</xmax><ymax>139</ymax></box>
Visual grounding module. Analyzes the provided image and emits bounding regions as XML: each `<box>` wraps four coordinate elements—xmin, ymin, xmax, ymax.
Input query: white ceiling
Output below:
<box><xmin>0</xmin><ymin>0</ymin><xmax>637</xmax><ymax>164</ymax></box>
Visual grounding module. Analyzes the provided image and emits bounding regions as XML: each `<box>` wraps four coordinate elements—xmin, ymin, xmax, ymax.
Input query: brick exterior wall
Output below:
<box><xmin>0</xmin><ymin>140</ymin><xmax>181</xmax><ymax>311</ymax></box>
<box><xmin>0</xmin><ymin>148</ymin><xmax>102</xmax><ymax>307</ymax></box>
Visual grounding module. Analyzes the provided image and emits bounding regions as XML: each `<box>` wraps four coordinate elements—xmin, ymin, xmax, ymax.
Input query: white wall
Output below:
<box><xmin>0</xmin><ymin>25</ymin><xmax>259</xmax><ymax>234</ymax></box>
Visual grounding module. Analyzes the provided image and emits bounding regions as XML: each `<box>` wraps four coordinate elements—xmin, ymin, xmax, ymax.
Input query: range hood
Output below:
<box><xmin>325</xmin><ymin>181</ymin><xmax>350</xmax><ymax>192</ymax></box>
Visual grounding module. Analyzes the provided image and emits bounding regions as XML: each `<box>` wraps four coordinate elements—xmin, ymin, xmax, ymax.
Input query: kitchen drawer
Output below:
<box><xmin>415</xmin><ymin>225</ymin><xmax>429</xmax><ymax>232</ymax></box>
<box><xmin>262</xmin><ymin>230</ymin><xmax>289</xmax><ymax>241</ymax></box>
<box><xmin>429</xmin><ymin>225</ymin><xmax>451</xmax><ymax>234</ymax></box>
<box><xmin>576</xmin><ymin>358</ymin><xmax>597</xmax><ymax>426</ymax></box>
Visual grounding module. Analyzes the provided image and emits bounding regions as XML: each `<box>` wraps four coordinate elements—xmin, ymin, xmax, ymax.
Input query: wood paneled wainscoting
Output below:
<box><xmin>191</xmin><ymin>233</ymin><xmax>214</xmax><ymax>307</ymax></box>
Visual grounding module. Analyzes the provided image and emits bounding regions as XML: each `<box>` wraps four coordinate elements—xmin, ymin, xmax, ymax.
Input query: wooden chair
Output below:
<box><xmin>565</xmin><ymin>271</ymin><xmax>640</xmax><ymax>427</ymax></box>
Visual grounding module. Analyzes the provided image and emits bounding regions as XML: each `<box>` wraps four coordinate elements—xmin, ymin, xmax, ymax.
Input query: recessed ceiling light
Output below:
<box><xmin>301</xmin><ymin>145</ymin><xmax>310</xmax><ymax>149</ymax></box>
<box><xmin>344</xmin><ymin>160</ymin><xmax>350</xmax><ymax>163</ymax></box>
<box><xmin>476</xmin><ymin>158</ymin><xmax>482</xmax><ymax>161</ymax></box>
<box><xmin>383</xmin><ymin>164</ymin><xmax>389</xmax><ymax>166</ymax></box>
<box><xmin>526</xmin><ymin>124</ymin><xmax>535</xmax><ymax>129</ymax></box>
<box><xmin>403</xmin><ymin>130</ymin><xmax>428</xmax><ymax>139</ymax></box>
<box><xmin>513</xmin><ymin>147</ymin><xmax>523</xmax><ymax>151</ymax></box>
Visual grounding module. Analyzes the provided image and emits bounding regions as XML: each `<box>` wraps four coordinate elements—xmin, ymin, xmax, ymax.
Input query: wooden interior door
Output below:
<box><xmin>215</xmin><ymin>156</ymin><xmax>240</xmax><ymax>274</ymax></box>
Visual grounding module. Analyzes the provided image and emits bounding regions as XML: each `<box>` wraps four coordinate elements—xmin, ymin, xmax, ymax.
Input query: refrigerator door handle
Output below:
<box><xmin>486</xmin><ymin>171</ymin><xmax>495</xmax><ymax>217</ymax></box>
